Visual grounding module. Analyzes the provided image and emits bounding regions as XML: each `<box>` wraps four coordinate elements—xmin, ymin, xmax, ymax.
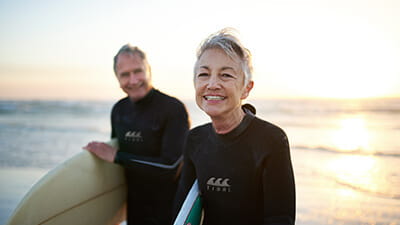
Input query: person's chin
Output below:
<box><xmin>202</xmin><ymin>106</ymin><xmax>223</xmax><ymax>118</ymax></box>
<box><xmin>128</xmin><ymin>89</ymin><xmax>148</xmax><ymax>101</ymax></box>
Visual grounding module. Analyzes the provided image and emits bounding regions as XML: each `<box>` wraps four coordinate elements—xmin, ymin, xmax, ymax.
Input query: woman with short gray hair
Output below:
<box><xmin>174</xmin><ymin>28</ymin><xmax>296</xmax><ymax>225</ymax></box>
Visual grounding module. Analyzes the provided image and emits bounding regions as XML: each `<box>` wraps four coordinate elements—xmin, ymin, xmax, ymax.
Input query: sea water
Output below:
<box><xmin>0</xmin><ymin>98</ymin><xmax>399</xmax><ymax>224</ymax></box>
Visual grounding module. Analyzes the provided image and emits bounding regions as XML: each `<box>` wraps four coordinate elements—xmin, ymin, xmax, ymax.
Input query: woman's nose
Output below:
<box><xmin>206</xmin><ymin>75</ymin><xmax>220</xmax><ymax>89</ymax></box>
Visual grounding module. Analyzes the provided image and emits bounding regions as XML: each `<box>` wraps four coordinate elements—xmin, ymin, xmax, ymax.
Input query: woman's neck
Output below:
<box><xmin>211</xmin><ymin>108</ymin><xmax>245</xmax><ymax>134</ymax></box>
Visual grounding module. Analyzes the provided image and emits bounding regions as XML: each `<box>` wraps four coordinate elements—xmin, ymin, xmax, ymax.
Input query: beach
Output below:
<box><xmin>1</xmin><ymin>98</ymin><xmax>399</xmax><ymax>224</ymax></box>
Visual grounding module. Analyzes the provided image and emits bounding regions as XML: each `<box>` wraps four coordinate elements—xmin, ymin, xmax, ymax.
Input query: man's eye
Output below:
<box><xmin>197</xmin><ymin>73</ymin><xmax>209</xmax><ymax>77</ymax></box>
<box><xmin>134</xmin><ymin>69</ymin><xmax>143</xmax><ymax>74</ymax></box>
<box><xmin>119</xmin><ymin>73</ymin><xmax>129</xmax><ymax>77</ymax></box>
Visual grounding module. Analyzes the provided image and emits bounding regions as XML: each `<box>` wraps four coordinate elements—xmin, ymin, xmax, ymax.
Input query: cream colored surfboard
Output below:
<box><xmin>6</xmin><ymin>139</ymin><xmax>127</xmax><ymax>225</ymax></box>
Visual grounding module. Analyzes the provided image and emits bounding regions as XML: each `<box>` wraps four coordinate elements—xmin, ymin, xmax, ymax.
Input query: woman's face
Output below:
<box><xmin>194</xmin><ymin>48</ymin><xmax>253</xmax><ymax>119</ymax></box>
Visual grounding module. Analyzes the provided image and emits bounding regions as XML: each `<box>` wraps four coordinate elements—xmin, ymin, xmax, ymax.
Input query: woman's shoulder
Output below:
<box><xmin>251</xmin><ymin>116</ymin><xmax>288</xmax><ymax>144</ymax></box>
<box><xmin>243</xmin><ymin>103</ymin><xmax>286</xmax><ymax>138</ymax></box>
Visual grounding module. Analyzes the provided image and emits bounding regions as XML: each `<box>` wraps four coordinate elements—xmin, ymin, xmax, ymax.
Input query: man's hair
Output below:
<box><xmin>194</xmin><ymin>28</ymin><xmax>253</xmax><ymax>85</ymax></box>
<box><xmin>113</xmin><ymin>44</ymin><xmax>148</xmax><ymax>75</ymax></box>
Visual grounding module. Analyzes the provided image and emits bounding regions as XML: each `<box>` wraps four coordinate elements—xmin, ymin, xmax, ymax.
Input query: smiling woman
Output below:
<box><xmin>174</xmin><ymin>28</ymin><xmax>296</xmax><ymax>225</ymax></box>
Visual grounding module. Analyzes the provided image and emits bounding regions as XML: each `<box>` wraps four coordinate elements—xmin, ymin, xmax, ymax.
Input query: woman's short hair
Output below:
<box><xmin>195</xmin><ymin>28</ymin><xmax>253</xmax><ymax>85</ymax></box>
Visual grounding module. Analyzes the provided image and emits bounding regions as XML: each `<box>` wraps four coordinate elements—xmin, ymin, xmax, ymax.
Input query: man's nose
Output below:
<box><xmin>128</xmin><ymin>73</ymin><xmax>139</xmax><ymax>84</ymax></box>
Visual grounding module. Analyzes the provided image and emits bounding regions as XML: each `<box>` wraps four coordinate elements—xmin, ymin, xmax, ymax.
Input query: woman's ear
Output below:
<box><xmin>241</xmin><ymin>80</ymin><xmax>254</xmax><ymax>99</ymax></box>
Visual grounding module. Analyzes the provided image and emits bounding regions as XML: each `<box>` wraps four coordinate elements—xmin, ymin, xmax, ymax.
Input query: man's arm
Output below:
<box><xmin>83</xmin><ymin>103</ymin><xmax>119</xmax><ymax>163</ymax></box>
<box><xmin>173</xmin><ymin>139</ymin><xmax>197</xmax><ymax>220</ymax></box>
<box><xmin>159</xmin><ymin>102</ymin><xmax>190</xmax><ymax>164</ymax></box>
<box><xmin>83</xmin><ymin>139</ymin><xmax>118</xmax><ymax>163</ymax></box>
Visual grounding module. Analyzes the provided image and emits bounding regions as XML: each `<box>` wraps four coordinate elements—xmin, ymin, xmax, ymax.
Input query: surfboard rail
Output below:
<box><xmin>173</xmin><ymin>180</ymin><xmax>203</xmax><ymax>225</ymax></box>
<box><xmin>6</xmin><ymin>139</ymin><xmax>126</xmax><ymax>225</ymax></box>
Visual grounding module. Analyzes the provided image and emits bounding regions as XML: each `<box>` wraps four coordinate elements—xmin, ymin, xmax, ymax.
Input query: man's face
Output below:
<box><xmin>115</xmin><ymin>52</ymin><xmax>152</xmax><ymax>101</ymax></box>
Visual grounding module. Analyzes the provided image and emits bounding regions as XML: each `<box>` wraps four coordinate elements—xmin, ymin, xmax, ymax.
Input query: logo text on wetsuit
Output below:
<box><xmin>124</xmin><ymin>131</ymin><xmax>143</xmax><ymax>142</ymax></box>
<box><xmin>207</xmin><ymin>177</ymin><xmax>231</xmax><ymax>192</ymax></box>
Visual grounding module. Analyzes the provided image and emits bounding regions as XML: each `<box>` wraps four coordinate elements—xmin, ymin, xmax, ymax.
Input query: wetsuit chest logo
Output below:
<box><xmin>124</xmin><ymin>131</ymin><xmax>144</xmax><ymax>142</ymax></box>
<box><xmin>206</xmin><ymin>177</ymin><xmax>231</xmax><ymax>192</ymax></box>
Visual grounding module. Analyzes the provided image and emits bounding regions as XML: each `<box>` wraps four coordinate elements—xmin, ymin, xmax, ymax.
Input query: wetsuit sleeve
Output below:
<box><xmin>172</xmin><ymin>136</ymin><xmax>197</xmax><ymax>219</ymax></box>
<box><xmin>159</xmin><ymin>102</ymin><xmax>190</xmax><ymax>164</ymax></box>
<box><xmin>111</xmin><ymin>122</ymin><xmax>116</xmax><ymax>139</ymax></box>
<box><xmin>262</xmin><ymin>133</ymin><xmax>296</xmax><ymax>225</ymax></box>
<box><xmin>114</xmin><ymin>102</ymin><xmax>189</xmax><ymax>167</ymax></box>
<box><xmin>111</xmin><ymin>104</ymin><xmax>117</xmax><ymax>140</ymax></box>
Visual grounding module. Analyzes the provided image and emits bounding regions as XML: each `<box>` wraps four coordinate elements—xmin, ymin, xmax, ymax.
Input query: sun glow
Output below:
<box><xmin>332</xmin><ymin>117</ymin><xmax>370</xmax><ymax>152</ymax></box>
<box><xmin>1</xmin><ymin>0</ymin><xmax>399</xmax><ymax>100</ymax></box>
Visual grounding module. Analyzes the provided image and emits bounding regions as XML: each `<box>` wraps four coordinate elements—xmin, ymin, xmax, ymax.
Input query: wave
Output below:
<box><xmin>3</xmin><ymin>99</ymin><xmax>400</xmax><ymax>116</ymax></box>
<box><xmin>252</xmin><ymin>98</ymin><xmax>400</xmax><ymax>115</ymax></box>
<box><xmin>319</xmin><ymin>172</ymin><xmax>400</xmax><ymax>200</ymax></box>
<box><xmin>0</xmin><ymin>121</ymin><xmax>108</xmax><ymax>134</ymax></box>
<box><xmin>336</xmin><ymin>180</ymin><xmax>400</xmax><ymax>200</ymax></box>
<box><xmin>293</xmin><ymin>145</ymin><xmax>400</xmax><ymax>158</ymax></box>
<box><xmin>0</xmin><ymin>100</ymin><xmax>113</xmax><ymax>115</ymax></box>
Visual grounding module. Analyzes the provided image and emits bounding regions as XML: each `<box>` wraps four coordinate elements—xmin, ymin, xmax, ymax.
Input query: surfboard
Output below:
<box><xmin>5</xmin><ymin>139</ymin><xmax>127</xmax><ymax>225</ymax></box>
<box><xmin>173</xmin><ymin>180</ymin><xmax>203</xmax><ymax>225</ymax></box>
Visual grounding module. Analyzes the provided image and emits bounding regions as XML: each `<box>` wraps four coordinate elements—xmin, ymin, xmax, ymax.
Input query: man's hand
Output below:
<box><xmin>83</xmin><ymin>141</ymin><xmax>117</xmax><ymax>163</ymax></box>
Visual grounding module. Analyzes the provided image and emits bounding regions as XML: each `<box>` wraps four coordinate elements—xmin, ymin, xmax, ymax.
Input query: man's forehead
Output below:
<box><xmin>117</xmin><ymin>52</ymin><xmax>142</xmax><ymax>61</ymax></box>
<box><xmin>116</xmin><ymin>52</ymin><xmax>150</xmax><ymax>73</ymax></box>
<box><xmin>117</xmin><ymin>52</ymin><xmax>145</xmax><ymax>66</ymax></box>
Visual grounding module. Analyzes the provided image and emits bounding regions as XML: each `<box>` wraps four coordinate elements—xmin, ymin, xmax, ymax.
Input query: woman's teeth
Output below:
<box><xmin>204</xmin><ymin>96</ymin><xmax>225</xmax><ymax>100</ymax></box>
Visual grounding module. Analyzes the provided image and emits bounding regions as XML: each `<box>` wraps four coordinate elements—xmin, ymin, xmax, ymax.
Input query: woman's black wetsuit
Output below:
<box><xmin>174</xmin><ymin>108</ymin><xmax>295</xmax><ymax>225</ymax></box>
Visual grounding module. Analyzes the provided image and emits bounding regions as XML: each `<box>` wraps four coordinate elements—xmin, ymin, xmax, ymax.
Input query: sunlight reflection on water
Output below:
<box><xmin>331</xmin><ymin>117</ymin><xmax>371</xmax><ymax>152</ymax></box>
<box><xmin>324</xmin><ymin>115</ymin><xmax>400</xmax><ymax>199</ymax></box>
<box><xmin>327</xmin><ymin>155</ymin><xmax>377</xmax><ymax>194</ymax></box>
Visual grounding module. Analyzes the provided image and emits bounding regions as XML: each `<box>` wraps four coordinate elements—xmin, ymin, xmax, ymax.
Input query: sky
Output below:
<box><xmin>0</xmin><ymin>0</ymin><xmax>399</xmax><ymax>100</ymax></box>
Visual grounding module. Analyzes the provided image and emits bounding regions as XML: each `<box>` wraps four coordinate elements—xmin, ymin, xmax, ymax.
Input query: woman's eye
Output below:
<box><xmin>221</xmin><ymin>73</ymin><xmax>234</xmax><ymax>78</ymax></box>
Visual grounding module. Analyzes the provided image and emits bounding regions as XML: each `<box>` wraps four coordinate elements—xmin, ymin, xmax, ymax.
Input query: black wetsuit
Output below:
<box><xmin>174</xmin><ymin>108</ymin><xmax>295</xmax><ymax>225</ymax></box>
<box><xmin>112</xmin><ymin>89</ymin><xmax>189</xmax><ymax>225</ymax></box>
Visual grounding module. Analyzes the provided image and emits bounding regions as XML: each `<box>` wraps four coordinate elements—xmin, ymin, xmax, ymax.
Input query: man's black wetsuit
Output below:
<box><xmin>112</xmin><ymin>89</ymin><xmax>189</xmax><ymax>225</ymax></box>
<box><xmin>174</xmin><ymin>108</ymin><xmax>295</xmax><ymax>225</ymax></box>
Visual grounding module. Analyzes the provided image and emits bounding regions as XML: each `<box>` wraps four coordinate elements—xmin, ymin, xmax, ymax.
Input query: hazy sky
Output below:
<box><xmin>1</xmin><ymin>0</ymin><xmax>399</xmax><ymax>100</ymax></box>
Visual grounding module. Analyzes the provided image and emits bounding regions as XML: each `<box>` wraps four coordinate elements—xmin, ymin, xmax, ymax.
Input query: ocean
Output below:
<box><xmin>0</xmin><ymin>98</ymin><xmax>399</xmax><ymax>224</ymax></box>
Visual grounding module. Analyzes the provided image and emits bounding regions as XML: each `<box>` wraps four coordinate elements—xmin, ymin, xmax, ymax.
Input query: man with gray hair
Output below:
<box><xmin>84</xmin><ymin>44</ymin><xmax>190</xmax><ymax>225</ymax></box>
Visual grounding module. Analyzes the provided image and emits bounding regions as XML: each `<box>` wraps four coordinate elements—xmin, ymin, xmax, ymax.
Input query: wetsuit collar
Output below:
<box><xmin>130</xmin><ymin>88</ymin><xmax>156</xmax><ymax>105</ymax></box>
<box><xmin>213</xmin><ymin>109</ymin><xmax>255</xmax><ymax>143</ymax></box>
